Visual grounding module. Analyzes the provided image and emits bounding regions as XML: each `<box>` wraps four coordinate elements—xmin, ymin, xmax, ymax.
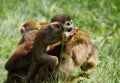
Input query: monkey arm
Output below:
<box><xmin>46</xmin><ymin>41</ymin><xmax>61</xmax><ymax>52</ymax></box>
<box><xmin>35</xmin><ymin>53</ymin><xmax>59</xmax><ymax>69</ymax></box>
<box><xmin>26</xmin><ymin>53</ymin><xmax>59</xmax><ymax>82</ymax></box>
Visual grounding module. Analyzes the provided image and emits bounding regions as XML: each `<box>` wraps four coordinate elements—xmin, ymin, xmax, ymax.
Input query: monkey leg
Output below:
<box><xmin>81</xmin><ymin>55</ymin><xmax>98</xmax><ymax>71</ymax></box>
<box><xmin>26</xmin><ymin>61</ymin><xmax>39</xmax><ymax>82</ymax></box>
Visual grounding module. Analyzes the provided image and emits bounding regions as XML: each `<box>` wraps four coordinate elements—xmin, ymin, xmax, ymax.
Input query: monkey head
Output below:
<box><xmin>50</xmin><ymin>14</ymin><xmax>74</xmax><ymax>32</ymax></box>
<box><xmin>19</xmin><ymin>20</ymin><xmax>40</xmax><ymax>35</ymax></box>
<box><xmin>43</xmin><ymin>22</ymin><xmax>64</xmax><ymax>45</ymax></box>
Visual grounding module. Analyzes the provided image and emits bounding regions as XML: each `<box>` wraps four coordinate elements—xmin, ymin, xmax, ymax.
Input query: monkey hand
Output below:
<box><xmin>46</xmin><ymin>41</ymin><xmax>61</xmax><ymax>52</ymax></box>
<box><xmin>71</xmin><ymin>28</ymin><xmax>78</xmax><ymax>36</ymax></box>
<box><xmin>47</xmin><ymin>56</ymin><xmax>59</xmax><ymax>71</ymax></box>
<box><xmin>64</xmin><ymin>28</ymin><xmax>78</xmax><ymax>41</ymax></box>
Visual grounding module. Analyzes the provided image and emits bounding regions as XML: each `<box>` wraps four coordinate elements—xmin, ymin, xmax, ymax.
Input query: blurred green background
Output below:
<box><xmin>0</xmin><ymin>0</ymin><xmax>120</xmax><ymax>83</ymax></box>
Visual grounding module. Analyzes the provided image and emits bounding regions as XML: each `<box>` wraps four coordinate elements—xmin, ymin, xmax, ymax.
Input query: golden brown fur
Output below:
<box><xmin>32</xmin><ymin>29</ymin><xmax>98</xmax><ymax>82</ymax></box>
<box><xmin>5</xmin><ymin>14</ymin><xmax>98</xmax><ymax>83</ymax></box>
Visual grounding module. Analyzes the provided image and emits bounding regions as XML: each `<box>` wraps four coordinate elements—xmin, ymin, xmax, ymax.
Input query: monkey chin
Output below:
<box><xmin>64</xmin><ymin>32</ymin><xmax>71</xmax><ymax>38</ymax></box>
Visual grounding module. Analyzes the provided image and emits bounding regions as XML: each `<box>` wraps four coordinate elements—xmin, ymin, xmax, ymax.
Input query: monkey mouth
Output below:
<box><xmin>67</xmin><ymin>27</ymin><xmax>73</xmax><ymax>32</ymax></box>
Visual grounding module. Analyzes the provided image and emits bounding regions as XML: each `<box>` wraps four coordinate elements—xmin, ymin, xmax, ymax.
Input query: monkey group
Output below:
<box><xmin>4</xmin><ymin>14</ymin><xmax>98</xmax><ymax>83</ymax></box>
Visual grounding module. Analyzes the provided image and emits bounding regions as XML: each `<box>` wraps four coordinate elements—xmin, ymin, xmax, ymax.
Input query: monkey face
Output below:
<box><xmin>19</xmin><ymin>20</ymin><xmax>40</xmax><ymax>35</ymax></box>
<box><xmin>50</xmin><ymin>14</ymin><xmax>74</xmax><ymax>32</ymax></box>
<box><xmin>62</xmin><ymin>20</ymin><xmax>74</xmax><ymax>40</ymax></box>
<box><xmin>64</xmin><ymin>20</ymin><xmax>74</xmax><ymax>32</ymax></box>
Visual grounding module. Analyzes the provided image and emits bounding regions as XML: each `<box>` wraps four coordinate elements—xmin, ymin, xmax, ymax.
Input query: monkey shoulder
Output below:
<box><xmin>67</xmin><ymin>32</ymin><xmax>89</xmax><ymax>46</ymax></box>
<box><xmin>66</xmin><ymin>30</ymin><xmax>96</xmax><ymax>56</ymax></box>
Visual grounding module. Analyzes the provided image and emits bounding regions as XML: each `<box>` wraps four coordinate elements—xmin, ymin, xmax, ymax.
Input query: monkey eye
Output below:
<box><xmin>66</xmin><ymin>22</ymin><xmax>70</xmax><ymax>26</ymax></box>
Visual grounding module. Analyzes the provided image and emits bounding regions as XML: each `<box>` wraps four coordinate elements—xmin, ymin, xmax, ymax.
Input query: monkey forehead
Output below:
<box><xmin>50</xmin><ymin>14</ymin><xmax>71</xmax><ymax>24</ymax></box>
<box><xmin>65</xmin><ymin>20</ymin><xmax>72</xmax><ymax>23</ymax></box>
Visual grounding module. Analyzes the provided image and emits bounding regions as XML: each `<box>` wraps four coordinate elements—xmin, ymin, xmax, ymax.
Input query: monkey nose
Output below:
<box><xmin>67</xmin><ymin>27</ymin><xmax>73</xmax><ymax>32</ymax></box>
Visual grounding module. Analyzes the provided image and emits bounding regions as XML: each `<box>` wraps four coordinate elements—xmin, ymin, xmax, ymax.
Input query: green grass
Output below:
<box><xmin>0</xmin><ymin>0</ymin><xmax>120</xmax><ymax>83</ymax></box>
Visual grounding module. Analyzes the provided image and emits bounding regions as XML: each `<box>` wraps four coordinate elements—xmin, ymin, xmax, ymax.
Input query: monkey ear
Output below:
<box><xmin>51</xmin><ymin>22</ymin><xmax>60</xmax><ymax>28</ymax></box>
<box><xmin>51</xmin><ymin>22</ymin><xmax>63</xmax><ymax>30</ymax></box>
<box><xmin>19</xmin><ymin>27</ymin><xmax>26</xmax><ymax>35</ymax></box>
